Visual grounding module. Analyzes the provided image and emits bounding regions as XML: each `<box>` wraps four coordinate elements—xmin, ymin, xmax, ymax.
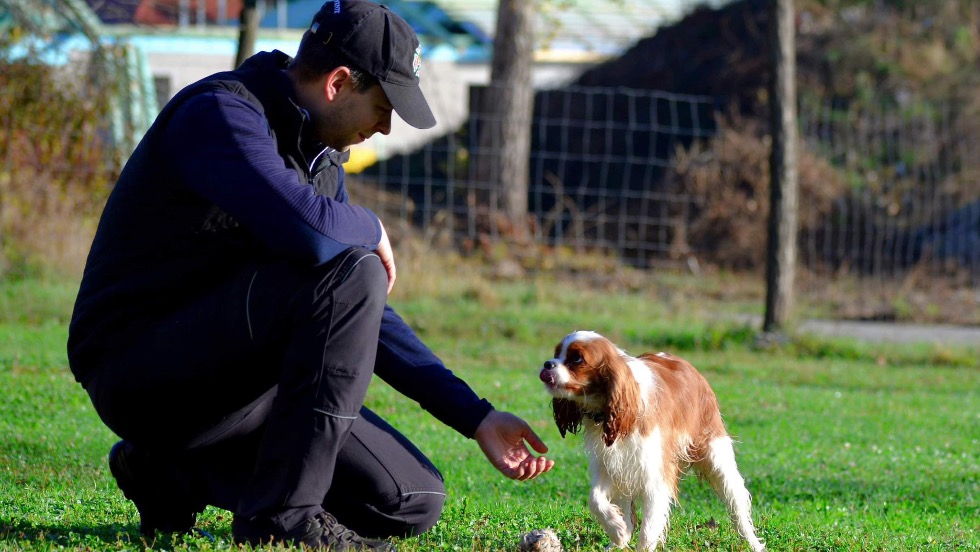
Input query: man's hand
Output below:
<box><xmin>474</xmin><ymin>409</ymin><xmax>555</xmax><ymax>481</ymax></box>
<box><xmin>375</xmin><ymin>221</ymin><xmax>396</xmax><ymax>294</ymax></box>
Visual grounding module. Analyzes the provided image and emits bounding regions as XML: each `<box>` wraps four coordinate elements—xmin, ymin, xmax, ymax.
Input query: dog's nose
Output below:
<box><xmin>540</xmin><ymin>362</ymin><xmax>557</xmax><ymax>385</ymax></box>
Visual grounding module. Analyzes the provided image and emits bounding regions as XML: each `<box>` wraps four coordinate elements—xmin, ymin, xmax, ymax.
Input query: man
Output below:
<box><xmin>66</xmin><ymin>1</ymin><xmax>554</xmax><ymax>550</ymax></box>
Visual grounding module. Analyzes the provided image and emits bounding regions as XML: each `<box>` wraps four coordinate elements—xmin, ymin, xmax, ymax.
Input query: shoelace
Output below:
<box><xmin>314</xmin><ymin>512</ymin><xmax>362</xmax><ymax>544</ymax></box>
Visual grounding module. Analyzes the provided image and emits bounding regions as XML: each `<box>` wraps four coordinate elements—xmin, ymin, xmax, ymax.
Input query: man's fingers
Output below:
<box><xmin>384</xmin><ymin>261</ymin><xmax>396</xmax><ymax>294</ymax></box>
<box><xmin>530</xmin><ymin>456</ymin><xmax>554</xmax><ymax>479</ymax></box>
<box><xmin>523</xmin><ymin>428</ymin><xmax>550</xmax><ymax>454</ymax></box>
<box><xmin>512</xmin><ymin>455</ymin><xmax>553</xmax><ymax>481</ymax></box>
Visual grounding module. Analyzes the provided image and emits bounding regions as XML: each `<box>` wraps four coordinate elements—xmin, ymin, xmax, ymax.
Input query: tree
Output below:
<box><xmin>475</xmin><ymin>0</ymin><xmax>535</xmax><ymax>242</ymax></box>
<box><xmin>235</xmin><ymin>0</ymin><xmax>259</xmax><ymax>69</ymax></box>
<box><xmin>764</xmin><ymin>0</ymin><xmax>799</xmax><ymax>332</ymax></box>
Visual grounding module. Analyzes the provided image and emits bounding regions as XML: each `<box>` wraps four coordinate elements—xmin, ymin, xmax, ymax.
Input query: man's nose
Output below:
<box><xmin>376</xmin><ymin>112</ymin><xmax>392</xmax><ymax>135</ymax></box>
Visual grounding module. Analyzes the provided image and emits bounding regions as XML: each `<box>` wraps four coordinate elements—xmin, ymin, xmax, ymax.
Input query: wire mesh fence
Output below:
<box><xmin>351</xmin><ymin>83</ymin><xmax>979</xmax><ymax>325</ymax></box>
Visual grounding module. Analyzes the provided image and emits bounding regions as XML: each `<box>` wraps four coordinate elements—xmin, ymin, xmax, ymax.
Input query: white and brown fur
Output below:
<box><xmin>540</xmin><ymin>331</ymin><xmax>764</xmax><ymax>551</ymax></box>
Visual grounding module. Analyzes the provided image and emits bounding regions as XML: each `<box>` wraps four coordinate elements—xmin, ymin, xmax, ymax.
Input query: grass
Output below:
<box><xmin>0</xmin><ymin>270</ymin><xmax>977</xmax><ymax>551</ymax></box>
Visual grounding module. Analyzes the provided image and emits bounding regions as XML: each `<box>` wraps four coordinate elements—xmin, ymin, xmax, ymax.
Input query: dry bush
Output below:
<box><xmin>0</xmin><ymin>54</ymin><xmax>118</xmax><ymax>278</ymax></box>
<box><xmin>666</xmin><ymin>118</ymin><xmax>846</xmax><ymax>271</ymax></box>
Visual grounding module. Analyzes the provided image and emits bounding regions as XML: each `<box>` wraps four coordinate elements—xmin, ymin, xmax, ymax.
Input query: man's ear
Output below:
<box><xmin>323</xmin><ymin>66</ymin><xmax>353</xmax><ymax>101</ymax></box>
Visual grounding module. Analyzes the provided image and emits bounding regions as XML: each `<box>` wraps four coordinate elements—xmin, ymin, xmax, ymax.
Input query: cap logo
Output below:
<box><xmin>412</xmin><ymin>46</ymin><xmax>422</xmax><ymax>78</ymax></box>
<box><xmin>310</xmin><ymin>22</ymin><xmax>333</xmax><ymax>44</ymax></box>
<box><xmin>332</xmin><ymin>0</ymin><xmax>340</xmax><ymax>13</ymax></box>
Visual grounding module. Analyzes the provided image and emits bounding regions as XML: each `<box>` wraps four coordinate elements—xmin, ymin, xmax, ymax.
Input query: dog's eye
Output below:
<box><xmin>567</xmin><ymin>353</ymin><xmax>582</xmax><ymax>365</ymax></box>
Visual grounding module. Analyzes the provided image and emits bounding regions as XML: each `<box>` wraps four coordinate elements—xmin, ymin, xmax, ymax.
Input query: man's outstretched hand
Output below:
<box><xmin>474</xmin><ymin>409</ymin><xmax>555</xmax><ymax>481</ymax></box>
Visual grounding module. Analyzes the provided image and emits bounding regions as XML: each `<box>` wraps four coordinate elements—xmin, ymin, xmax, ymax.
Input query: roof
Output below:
<box><xmin>75</xmin><ymin>0</ymin><xmax>730</xmax><ymax>63</ymax></box>
<box><xmin>431</xmin><ymin>0</ymin><xmax>712</xmax><ymax>62</ymax></box>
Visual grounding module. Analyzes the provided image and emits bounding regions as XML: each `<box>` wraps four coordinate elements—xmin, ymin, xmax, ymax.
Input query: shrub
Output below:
<box><xmin>667</xmin><ymin>117</ymin><xmax>846</xmax><ymax>270</ymax></box>
<box><xmin>0</xmin><ymin>30</ymin><xmax>121</xmax><ymax>279</ymax></box>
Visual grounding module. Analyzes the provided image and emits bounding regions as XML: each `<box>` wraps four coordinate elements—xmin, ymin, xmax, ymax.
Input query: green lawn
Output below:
<box><xmin>1</xmin><ymin>276</ymin><xmax>977</xmax><ymax>551</ymax></box>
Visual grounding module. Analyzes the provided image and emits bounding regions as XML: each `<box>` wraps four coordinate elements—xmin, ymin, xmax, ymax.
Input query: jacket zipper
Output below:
<box><xmin>296</xmin><ymin>105</ymin><xmax>328</xmax><ymax>185</ymax></box>
<box><xmin>307</xmin><ymin>147</ymin><xmax>328</xmax><ymax>184</ymax></box>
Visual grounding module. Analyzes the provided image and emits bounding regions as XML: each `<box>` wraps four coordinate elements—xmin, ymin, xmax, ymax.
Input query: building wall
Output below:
<box><xmin>135</xmin><ymin>33</ymin><xmax>589</xmax><ymax>163</ymax></box>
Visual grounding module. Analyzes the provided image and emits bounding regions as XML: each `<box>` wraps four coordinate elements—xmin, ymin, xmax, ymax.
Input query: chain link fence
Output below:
<box><xmin>351</xmin><ymin>83</ymin><xmax>979</xmax><ymax>325</ymax></box>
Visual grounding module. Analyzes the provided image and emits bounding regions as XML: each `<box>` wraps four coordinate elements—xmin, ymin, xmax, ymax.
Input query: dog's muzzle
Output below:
<box><xmin>540</xmin><ymin>360</ymin><xmax>559</xmax><ymax>386</ymax></box>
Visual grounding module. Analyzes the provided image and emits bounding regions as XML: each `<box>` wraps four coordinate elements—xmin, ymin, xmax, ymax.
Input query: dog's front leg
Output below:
<box><xmin>636</xmin><ymin>481</ymin><xmax>674</xmax><ymax>551</ymax></box>
<box><xmin>589</xmin><ymin>477</ymin><xmax>632</xmax><ymax>549</ymax></box>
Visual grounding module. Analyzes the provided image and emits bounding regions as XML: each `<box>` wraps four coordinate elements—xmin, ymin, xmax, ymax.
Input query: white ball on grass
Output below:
<box><xmin>518</xmin><ymin>528</ymin><xmax>564</xmax><ymax>552</ymax></box>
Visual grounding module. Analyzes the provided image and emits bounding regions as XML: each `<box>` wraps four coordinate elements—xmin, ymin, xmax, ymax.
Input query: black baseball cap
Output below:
<box><xmin>309</xmin><ymin>0</ymin><xmax>436</xmax><ymax>129</ymax></box>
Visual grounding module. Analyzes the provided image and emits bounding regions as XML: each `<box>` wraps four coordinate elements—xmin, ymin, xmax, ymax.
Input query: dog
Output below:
<box><xmin>539</xmin><ymin>330</ymin><xmax>765</xmax><ymax>551</ymax></box>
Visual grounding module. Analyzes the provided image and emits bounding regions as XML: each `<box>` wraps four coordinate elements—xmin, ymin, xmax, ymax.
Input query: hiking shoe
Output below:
<box><xmin>108</xmin><ymin>440</ymin><xmax>206</xmax><ymax>538</ymax></box>
<box><xmin>232</xmin><ymin>511</ymin><xmax>396</xmax><ymax>551</ymax></box>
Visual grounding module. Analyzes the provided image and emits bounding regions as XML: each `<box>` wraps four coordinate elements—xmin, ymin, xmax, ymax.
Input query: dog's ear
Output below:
<box><xmin>601</xmin><ymin>355</ymin><xmax>640</xmax><ymax>447</ymax></box>
<box><xmin>552</xmin><ymin>398</ymin><xmax>583</xmax><ymax>438</ymax></box>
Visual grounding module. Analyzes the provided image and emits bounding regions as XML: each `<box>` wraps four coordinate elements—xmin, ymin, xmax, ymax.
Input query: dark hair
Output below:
<box><xmin>291</xmin><ymin>30</ymin><xmax>378</xmax><ymax>93</ymax></box>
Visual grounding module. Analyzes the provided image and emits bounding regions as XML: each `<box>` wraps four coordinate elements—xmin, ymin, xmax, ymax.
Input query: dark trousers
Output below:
<box><xmin>85</xmin><ymin>248</ymin><xmax>445</xmax><ymax>536</ymax></box>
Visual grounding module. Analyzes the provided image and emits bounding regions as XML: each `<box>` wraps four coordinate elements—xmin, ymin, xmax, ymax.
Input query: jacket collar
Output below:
<box><xmin>236</xmin><ymin>51</ymin><xmax>344</xmax><ymax>166</ymax></box>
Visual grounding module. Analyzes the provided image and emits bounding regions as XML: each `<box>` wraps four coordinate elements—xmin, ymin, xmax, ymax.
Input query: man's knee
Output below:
<box><xmin>310</xmin><ymin>247</ymin><xmax>387</xmax><ymax>309</ymax></box>
<box><xmin>397</xmin><ymin>490</ymin><xmax>446</xmax><ymax>536</ymax></box>
<box><xmin>335</xmin><ymin>247</ymin><xmax>387</xmax><ymax>292</ymax></box>
<box><xmin>251</xmin><ymin>249</ymin><xmax>388</xmax><ymax>333</ymax></box>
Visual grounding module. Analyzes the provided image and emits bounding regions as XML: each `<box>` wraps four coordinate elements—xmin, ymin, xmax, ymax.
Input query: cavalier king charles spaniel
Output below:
<box><xmin>540</xmin><ymin>331</ymin><xmax>765</xmax><ymax>551</ymax></box>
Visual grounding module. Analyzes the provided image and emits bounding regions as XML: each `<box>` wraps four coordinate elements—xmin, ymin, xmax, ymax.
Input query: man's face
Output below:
<box><xmin>312</xmin><ymin>79</ymin><xmax>394</xmax><ymax>152</ymax></box>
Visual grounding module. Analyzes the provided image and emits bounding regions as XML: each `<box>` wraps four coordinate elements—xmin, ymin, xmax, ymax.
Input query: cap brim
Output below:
<box><xmin>379</xmin><ymin>80</ymin><xmax>436</xmax><ymax>130</ymax></box>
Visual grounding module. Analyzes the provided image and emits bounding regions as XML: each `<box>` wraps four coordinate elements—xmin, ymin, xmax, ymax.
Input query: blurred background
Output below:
<box><xmin>1</xmin><ymin>0</ymin><xmax>977</xmax><ymax>327</ymax></box>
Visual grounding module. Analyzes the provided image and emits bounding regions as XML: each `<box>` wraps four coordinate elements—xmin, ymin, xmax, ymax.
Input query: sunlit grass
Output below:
<box><xmin>1</xmin><ymin>259</ymin><xmax>976</xmax><ymax>551</ymax></box>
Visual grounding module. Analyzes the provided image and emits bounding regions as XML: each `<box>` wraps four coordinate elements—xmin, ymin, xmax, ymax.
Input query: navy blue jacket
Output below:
<box><xmin>68</xmin><ymin>51</ymin><xmax>493</xmax><ymax>437</ymax></box>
